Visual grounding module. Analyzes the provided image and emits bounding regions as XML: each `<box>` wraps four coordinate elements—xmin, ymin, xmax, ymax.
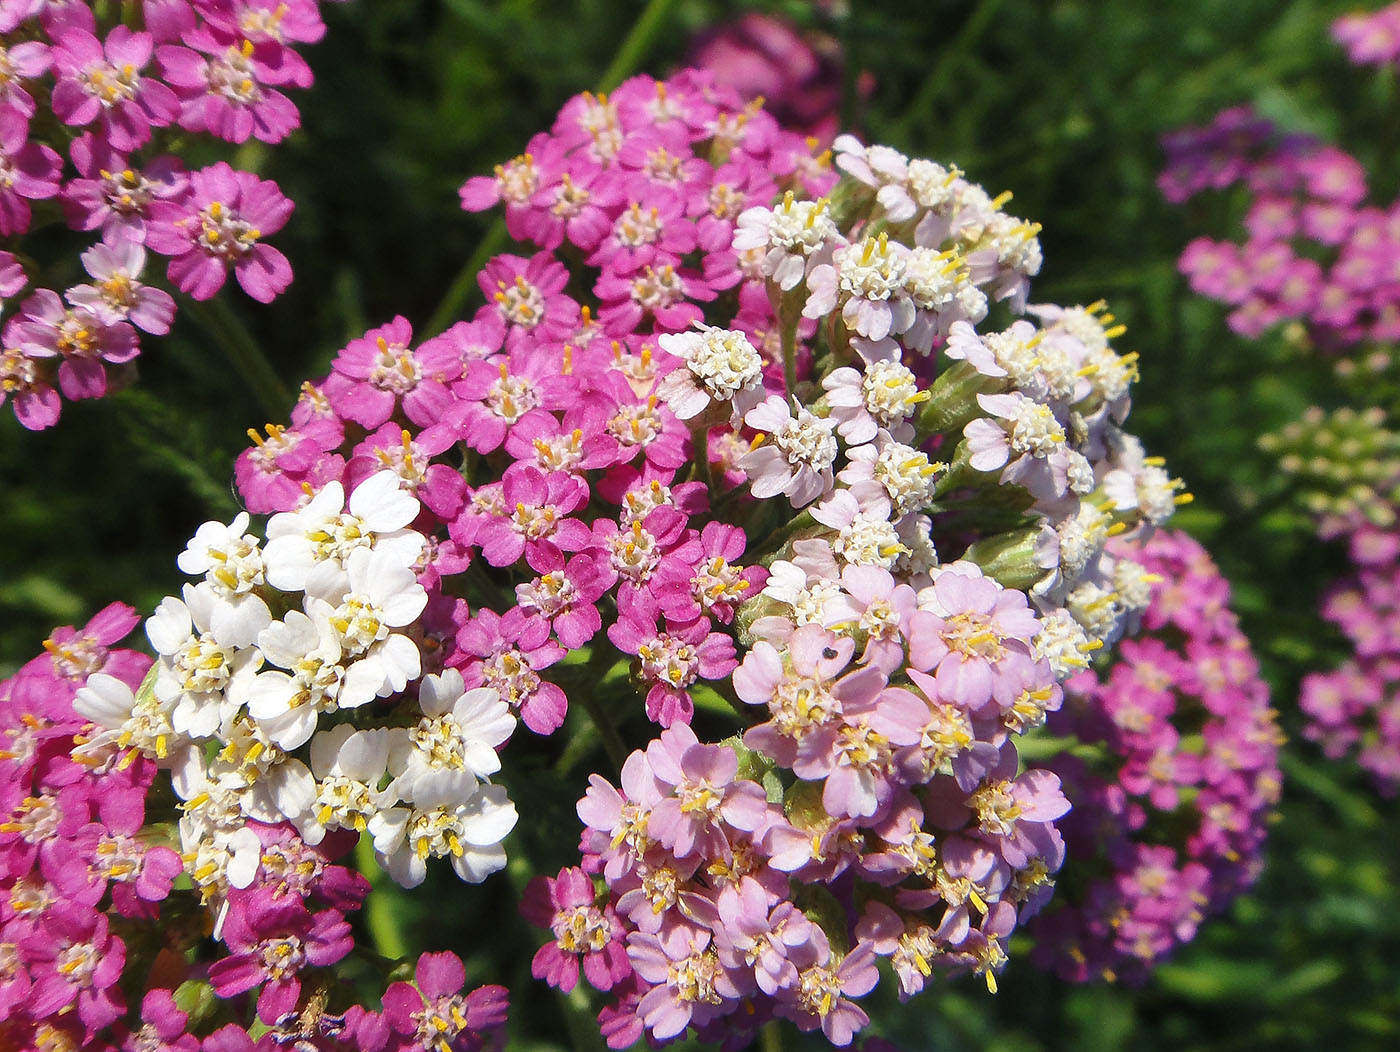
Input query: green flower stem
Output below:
<box><xmin>892</xmin><ymin>0</ymin><xmax>1009</xmax><ymax>141</ymax></box>
<box><xmin>183</xmin><ymin>296</ymin><xmax>292</xmax><ymax>422</ymax></box>
<box><xmin>424</xmin><ymin>0</ymin><xmax>681</xmax><ymax>338</ymax></box>
<box><xmin>354</xmin><ymin>833</ymin><xmax>410</xmax><ymax>962</ymax></box>
<box><xmin>572</xmin><ymin>647</ymin><xmax>632</xmax><ymax>771</ymax></box>
<box><xmin>423</xmin><ymin>221</ymin><xmax>509</xmax><ymax>338</ymax></box>
<box><xmin>596</xmin><ymin>0</ymin><xmax>681</xmax><ymax>93</ymax></box>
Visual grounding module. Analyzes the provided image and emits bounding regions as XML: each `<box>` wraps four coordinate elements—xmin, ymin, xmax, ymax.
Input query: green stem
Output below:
<box><xmin>183</xmin><ymin>296</ymin><xmax>292</xmax><ymax>421</ymax></box>
<box><xmin>779</xmin><ymin>299</ymin><xmax>800</xmax><ymax>398</ymax></box>
<box><xmin>424</xmin><ymin>0</ymin><xmax>681</xmax><ymax>338</ymax></box>
<box><xmin>574</xmin><ymin>648</ymin><xmax>632</xmax><ymax>771</ymax></box>
<box><xmin>893</xmin><ymin>0</ymin><xmax>1008</xmax><ymax>139</ymax></box>
<box><xmin>423</xmin><ymin>221</ymin><xmax>509</xmax><ymax>338</ymax></box>
<box><xmin>354</xmin><ymin>834</ymin><xmax>410</xmax><ymax>962</ymax></box>
<box><xmin>596</xmin><ymin>0</ymin><xmax>681</xmax><ymax>94</ymax></box>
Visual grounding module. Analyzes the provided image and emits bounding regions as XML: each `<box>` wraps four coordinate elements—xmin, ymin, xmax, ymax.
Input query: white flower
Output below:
<box><xmin>176</xmin><ymin>513</ymin><xmax>271</xmax><ymax>647</ymax></box>
<box><xmin>73</xmin><ymin>672</ymin><xmax>181</xmax><ymax>762</ymax></box>
<box><xmin>656</xmin><ymin>326</ymin><xmax>765</xmax><ymax>423</ymax></box>
<box><xmin>733</xmin><ymin>192</ymin><xmax>838</xmax><ymax>291</ymax></box>
<box><xmin>263</xmin><ymin>471</ymin><xmax>423</xmax><ymax>591</ymax></box>
<box><xmin>388</xmin><ymin>669</ymin><xmax>515</xmax><ymax>799</ymax></box>
<box><xmin>305</xmin><ymin>545</ymin><xmax>426</xmax><ymax>697</ymax></box>
<box><xmin>811</xmin><ymin>490</ymin><xmax>908</xmax><ymax>570</ymax></box>
<box><xmin>246</xmin><ymin>611</ymin><xmax>354</xmax><ymax>751</ymax></box>
<box><xmin>373</xmin><ymin>781</ymin><xmax>518</xmax><ymax>888</ymax></box>
<box><xmin>146</xmin><ymin>584</ymin><xmax>263</xmax><ymax>741</ymax></box>
<box><xmin>740</xmin><ymin>396</ymin><xmax>838</xmax><ymax>508</ymax></box>
<box><xmin>298</xmin><ymin>725</ymin><xmax>396</xmax><ymax>844</ymax></box>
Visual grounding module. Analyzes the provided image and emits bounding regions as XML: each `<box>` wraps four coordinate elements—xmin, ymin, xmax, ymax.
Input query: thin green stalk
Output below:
<box><xmin>354</xmin><ymin>834</ymin><xmax>410</xmax><ymax>962</ymax></box>
<box><xmin>595</xmin><ymin>0</ymin><xmax>681</xmax><ymax>94</ymax></box>
<box><xmin>893</xmin><ymin>0</ymin><xmax>1009</xmax><ymax>140</ymax></box>
<box><xmin>574</xmin><ymin>647</ymin><xmax>631</xmax><ymax>771</ymax></box>
<box><xmin>424</xmin><ymin>0</ymin><xmax>681</xmax><ymax>337</ymax></box>
<box><xmin>183</xmin><ymin>296</ymin><xmax>292</xmax><ymax>421</ymax></box>
<box><xmin>424</xmin><ymin>221</ymin><xmax>509</xmax><ymax>338</ymax></box>
<box><xmin>780</xmin><ymin>305</ymin><xmax>799</xmax><ymax>398</ymax></box>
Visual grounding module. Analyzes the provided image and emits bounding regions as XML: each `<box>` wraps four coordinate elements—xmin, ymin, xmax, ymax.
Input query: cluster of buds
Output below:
<box><xmin>0</xmin><ymin>0</ymin><xmax>348</xmax><ymax>431</ymax></box>
<box><xmin>1259</xmin><ymin>405</ymin><xmax>1400</xmax><ymax>538</ymax></box>
<box><xmin>1025</xmin><ymin>531</ymin><xmax>1281</xmax><ymax>983</ymax></box>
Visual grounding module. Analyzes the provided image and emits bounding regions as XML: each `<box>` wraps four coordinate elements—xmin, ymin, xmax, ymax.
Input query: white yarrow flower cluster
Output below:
<box><xmin>724</xmin><ymin>135</ymin><xmax>1185</xmax><ymax>665</ymax></box>
<box><xmin>77</xmin><ymin>470</ymin><xmax>520</xmax><ymax>906</ymax></box>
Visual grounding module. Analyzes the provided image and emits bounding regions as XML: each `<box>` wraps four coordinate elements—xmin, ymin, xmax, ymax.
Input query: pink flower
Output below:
<box><xmin>0</xmin><ymin>110</ymin><xmax>62</xmax><ymax>236</ymax></box>
<box><xmin>66</xmin><ymin>241</ymin><xmax>176</xmax><ymax>334</ymax></box>
<box><xmin>158</xmin><ymin>27</ymin><xmax>301</xmax><ymax>144</ymax></box>
<box><xmin>145</xmin><ymin>161</ymin><xmax>294</xmax><ymax>301</ymax></box>
<box><xmin>381</xmin><ymin>952</ymin><xmax>508</xmax><ymax>1052</ymax></box>
<box><xmin>520</xmin><ymin>867</ymin><xmax>630</xmax><ymax>992</ymax></box>
<box><xmin>50</xmin><ymin>26</ymin><xmax>179</xmax><ymax>150</ymax></box>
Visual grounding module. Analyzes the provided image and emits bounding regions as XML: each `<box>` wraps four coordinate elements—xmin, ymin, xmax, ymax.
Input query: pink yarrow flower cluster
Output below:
<box><xmin>0</xmin><ymin>604</ymin><xmax>178</xmax><ymax>1049</ymax></box>
<box><xmin>0</xmin><ymin>0</ymin><xmax>348</xmax><ymax>431</ymax></box>
<box><xmin>210</xmin><ymin>67</ymin><xmax>1195</xmax><ymax>1048</ymax></box>
<box><xmin>1301</xmin><ymin>524</ymin><xmax>1400</xmax><ymax>794</ymax></box>
<box><xmin>1026</xmin><ymin>530</ymin><xmax>1281</xmax><ymax>983</ymax></box>
<box><xmin>1163</xmin><ymin>103</ymin><xmax>1400</xmax><ymax>347</ymax></box>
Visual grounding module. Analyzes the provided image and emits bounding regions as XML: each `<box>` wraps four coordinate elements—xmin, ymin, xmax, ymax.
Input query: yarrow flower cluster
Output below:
<box><xmin>1167</xmin><ymin>14</ymin><xmax>1400</xmax><ymax>802</ymax></box>
<box><xmin>1025</xmin><ymin>530</ymin><xmax>1281</xmax><ymax>983</ymax></box>
<box><xmin>2</xmin><ymin>64</ymin><xmax>1227</xmax><ymax>1052</ymax></box>
<box><xmin>1162</xmin><ymin>101</ymin><xmax>1395</xmax><ymax>346</ymax></box>
<box><xmin>1300</xmin><ymin>525</ymin><xmax>1400</xmax><ymax>793</ymax></box>
<box><xmin>0</xmin><ymin>0</ymin><xmax>349</xmax><ymax>431</ymax></box>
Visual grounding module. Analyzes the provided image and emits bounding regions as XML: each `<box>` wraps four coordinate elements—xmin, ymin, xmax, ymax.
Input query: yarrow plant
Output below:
<box><xmin>0</xmin><ymin>0</ymin><xmax>349</xmax><ymax>431</ymax></box>
<box><xmin>1165</xmin><ymin>7</ymin><xmax>1400</xmax><ymax>799</ymax></box>
<box><xmin>1</xmin><ymin>61</ymin><xmax>1268</xmax><ymax>1052</ymax></box>
<box><xmin>1026</xmin><ymin>530</ymin><xmax>1281</xmax><ymax>983</ymax></box>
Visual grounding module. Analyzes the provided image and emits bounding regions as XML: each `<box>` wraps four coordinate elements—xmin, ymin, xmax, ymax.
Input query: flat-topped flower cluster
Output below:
<box><xmin>0</xmin><ymin>64</ymin><xmax>1265</xmax><ymax>1052</ymax></box>
<box><xmin>0</xmin><ymin>0</ymin><xmax>348</xmax><ymax>430</ymax></box>
<box><xmin>1165</xmin><ymin>12</ymin><xmax>1400</xmax><ymax>803</ymax></box>
<box><xmin>1026</xmin><ymin>530</ymin><xmax>1280</xmax><ymax>983</ymax></box>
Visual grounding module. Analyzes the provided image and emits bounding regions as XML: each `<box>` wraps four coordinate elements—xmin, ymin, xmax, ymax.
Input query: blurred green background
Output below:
<box><xmin>3</xmin><ymin>1</ymin><xmax>1398</xmax><ymax>1049</ymax></box>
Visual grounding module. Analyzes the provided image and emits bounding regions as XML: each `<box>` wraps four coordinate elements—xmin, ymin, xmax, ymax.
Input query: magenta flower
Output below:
<box><xmin>326</xmin><ymin>316</ymin><xmax>461</xmax><ymax>430</ymax></box>
<box><xmin>50</xmin><ymin>25</ymin><xmax>179</xmax><ymax>150</ymax></box>
<box><xmin>0</xmin><ymin>109</ymin><xmax>62</xmax><ymax>236</ymax></box>
<box><xmin>455</xmin><ymin>605</ymin><xmax>570</xmax><ymax>734</ymax></box>
<box><xmin>208</xmin><ymin>890</ymin><xmax>352</xmax><ymax>1023</ymax></box>
<box><xmin>382</xmin><ymin>952</ymin><xmax>508</xmax><ymax>1052</ymax></box>
<box><xmin>24</xmin><ymin>902</ymin><xmax>127</xmax><ymax>1033</ymax></box>
<box><xmin>608</xmin><ymin>609</ymin><xmax>736</xmax><ymax>727</ymax></box>
<box><xmin>158</xmin><ymin>27</ymin><xmax>302</xmax><ymax>144</ymax></box>
<box><xmin>145</xmin><ymin>161</ymin><xmax>293</xmax><ymax>301</ymax></box>
<box><xmin>520</xmin><ymin>866</ymin><xmax>630</xmax><ymax>992</ymax></box>
<box><xmin>63</xmin><ymin>134</ymin><xmax>188</xmax><ymax>245</ymax></box>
